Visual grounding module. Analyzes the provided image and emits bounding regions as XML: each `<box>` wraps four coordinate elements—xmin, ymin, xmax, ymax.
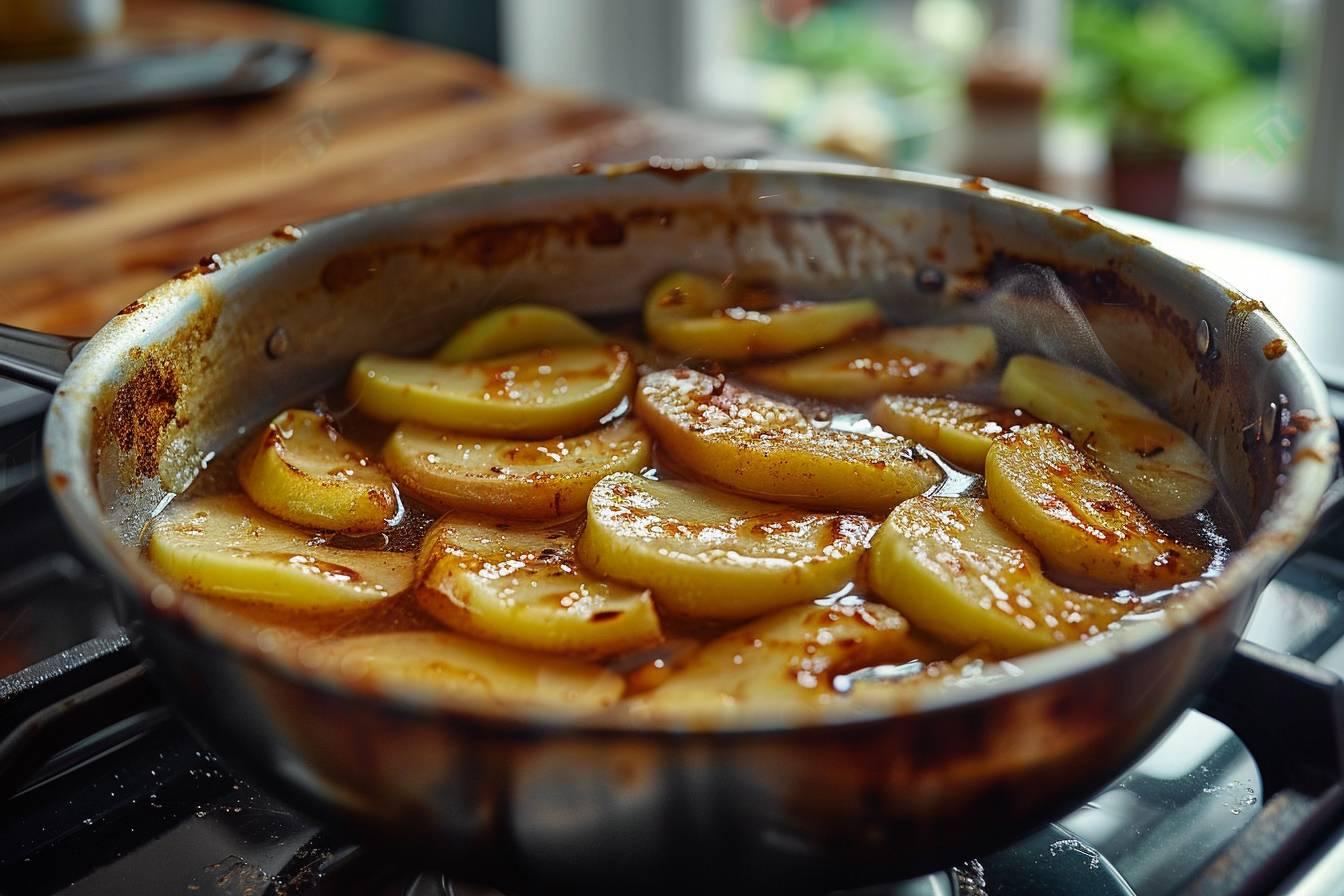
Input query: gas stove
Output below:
<box><xmin>1</xmin><ymin>384</ymin><xmax>1342</xmax><ymax>896</ymax></box>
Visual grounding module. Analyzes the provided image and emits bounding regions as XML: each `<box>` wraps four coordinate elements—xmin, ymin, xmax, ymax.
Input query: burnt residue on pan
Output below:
<box><xmin>321</xmin><ymin>248</ymin><xmax>385</xmax><ymax>292</ymax></box>
<box><xmin>108</xmin><ymin>358</ymin><xmax>181</xmax><ymax>479</ymax></box>
<box><xmin>172</xmin><ymin>254</ymin><xmax>223</xmax><ymax>281</ymax></box>
<box><xmin>92</xmin><ymin>286</ymin><xmax>222</xmax><ymax>487</ymax></box>
<box><xmin>1049</xmin><ymin>208</ymin><xmax>1152</xmax><ymax>247</ymax></box>
<box><xmin>316</xmin><ymin>206</ymin><xmax>904</xmax><ymax>284</ymax></box>
<box><xmin>575</xmin><ymin>157</ymin><xmax>720</xmax><ymax>182</ymax></box>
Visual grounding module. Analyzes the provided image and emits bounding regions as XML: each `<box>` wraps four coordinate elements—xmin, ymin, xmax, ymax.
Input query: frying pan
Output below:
<box><xmin>0</xmin><ymin>161</ymin><xmax>1337</xmax><ymax>894</ymax></box>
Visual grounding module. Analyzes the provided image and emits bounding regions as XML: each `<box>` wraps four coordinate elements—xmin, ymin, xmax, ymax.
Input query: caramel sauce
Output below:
<box><xmin>166</xmin><ymin>309</ymin><xmax>1241</xmax><ymax>708</ymax></box>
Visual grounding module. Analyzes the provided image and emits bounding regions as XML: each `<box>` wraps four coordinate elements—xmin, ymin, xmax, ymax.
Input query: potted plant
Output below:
<box><xmin>1065</xmin><ymin>1</ymin><xmax>1245</xmax><ymax>220</ymax></box>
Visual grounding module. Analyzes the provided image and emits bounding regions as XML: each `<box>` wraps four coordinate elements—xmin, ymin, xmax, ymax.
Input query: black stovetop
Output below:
<box><xmin>1</xmin><ymin>388</ymin><xmax>1342</xmax><ymax>896</ymax></box>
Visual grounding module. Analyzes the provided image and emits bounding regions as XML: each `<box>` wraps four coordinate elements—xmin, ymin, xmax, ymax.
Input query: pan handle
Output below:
<box><xmin>0</xmin><ymin>323</ymin><xmax>86</xmax><ymax>392</ymax></box>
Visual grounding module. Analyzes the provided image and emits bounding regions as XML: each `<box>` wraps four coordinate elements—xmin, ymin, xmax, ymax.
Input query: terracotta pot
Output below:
<box><xmin>1108</xmin><ymin>143</ymin><xmax>1188</xmax><ymax>221</ymax></box>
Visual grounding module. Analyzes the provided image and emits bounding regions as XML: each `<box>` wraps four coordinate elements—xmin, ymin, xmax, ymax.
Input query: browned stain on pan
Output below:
<box><xmin>1284</xmin><ymin>410</ymin><xmax>1319</xmax><ymax>438</ymax></box>
<box><xmin>583</xmin><ymin>211</ymin><xmax>626</xmax><ymax>247</ymax></box>
<box><xmin>172</xmin><ymin>254</ymin><xmax>222</xmax><ymax>281</ymax></box>
<box><xmin>93</xmin><ymin>285</ymin><xmax>222</xmax><ymax>486</ymax></box>
<box><xmin>108</xmin><ymin>358</ymin><xmax>181</xmax><ymax>478</ymax></box>
<box><xmin>316</xmin><ymin>206</ymin><xmax>903</xmax><ymax>285</ymax></box>
<box><xmin>1051</xmin><ymin>208</ymin><xmax>1152</xmax><ymax>247</ymax></box>
<box><xmin>117</xmin><ymin>300</ymin><xmax>145</xmax><ymax>316</ymax></box>
<box><xmin>1227</xmin><ymin>293</ymin><xmax>1267</xmax><ymax>316</ymax></box>
<box><xmin>321</xmin><ymin>248</ymin><xmax>385</xmax><ymax>291</ymax></box>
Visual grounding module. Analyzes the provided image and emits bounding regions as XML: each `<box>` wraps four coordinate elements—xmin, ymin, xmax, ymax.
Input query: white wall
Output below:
<box><xmin>501</xmin><ymin>0</ymin><xmax>689</xmax><ymax>105</ymax></box>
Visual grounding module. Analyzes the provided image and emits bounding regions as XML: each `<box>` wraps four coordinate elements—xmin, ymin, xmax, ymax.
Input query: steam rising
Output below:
<box><xmin>970</xmin><ymin>263</ymin><xmax>1127</xmax><ymax>386</ymax></box>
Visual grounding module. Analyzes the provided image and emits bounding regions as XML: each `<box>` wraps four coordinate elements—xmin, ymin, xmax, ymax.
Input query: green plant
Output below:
<box><xmin>1062</xmin><ymin>0</ymin><xmax>1248</xmax><ymax>153</ymax></box>
<box><xmin>745</xmin><ymin>1</ymin><xmax>942</xmax><ymax>96</ymax></box>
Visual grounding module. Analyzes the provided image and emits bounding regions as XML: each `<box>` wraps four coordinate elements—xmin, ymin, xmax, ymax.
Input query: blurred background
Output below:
<box><xmin>249</xmin><ymin>0</ymin><xmax>1342</xmax><ymax>260</ymax></box>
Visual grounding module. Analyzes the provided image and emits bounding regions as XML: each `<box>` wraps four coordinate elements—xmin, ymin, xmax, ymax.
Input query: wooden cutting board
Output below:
<box><xmin>0</xmin><ymin>0</ymin><xmax>767</xmax><ymax>335</ymax></box>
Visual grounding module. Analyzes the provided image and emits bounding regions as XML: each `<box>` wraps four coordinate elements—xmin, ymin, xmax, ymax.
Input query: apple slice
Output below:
<box><xmin>868</xmin><ymin>496</ymin><xmax>1134</xmax><ymax>655</ymax></box>
<box><xmin>870</xmin><ymin>395</ymin><xmax>1037</xmax><ymax>472</ymax></box>
<box><xmin>635</xmin><ymin>368</ymin><xmax>941</xmax><ymax>514</ymax></box>
<box><xmin>348</xmin><ymin>343</ymin><xmax>634</xmax><ymax>438</ymax></box>
<box><xmin>985</xmin><ymin>424</ymin><xmax>1209</xmax><ymax>590</ymax></box>
<box><xmin>435</xmin><ymin>304</ymin><xmax>602</xmax><ymax>362</ymax></box>
<box><xmin>744</xmin><ymin>325</ymin><xmax>997</xmax><ymax>400</ymax></box>
<box><xmin>577</xmin><ymin>473</ymin><xmax>872</xmax><ymax>620</ymax></box>
<box><xmin>384</xmin><ymin>416</ymin><xmax>650</xmax><ymax>519</ymax></box>
<box><xmin>644</xmin><ymin>271</ymin><xmax>882</xmax><ymax>361</ymax></box>
<box><xmin>309</xmin><ymin>632</ymin><xmax>624</xmax><ymax>714</ymax></box>
<box><xmin>416</xmin><ymin>513</ymin><xmax>661</xmax><ymax>657</ymax></box>
<box><xmin>1000</xmin><ymin>355</ymin><xmax>1217</xmax><ymax>519</ymax></box>
<box><xmin>147</xmin><ymin>494</ymin><xmax>412</xmax><ymax>610</ymax></box>
<box><xmin>629</xmin><ymin>600</ymin><xmax>917</xmax><ymax>723</ymax></box>
<box><xmin>237</xmin><ymin>409</ymin><xmax>400</xmax><ymax>533</ymax></box>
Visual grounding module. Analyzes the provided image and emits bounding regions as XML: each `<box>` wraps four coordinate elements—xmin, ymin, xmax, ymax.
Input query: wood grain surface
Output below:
<box><xmin>0</xmin><ymin>0</ymin><xmax>768</xmax><ymax>335</ymax></box>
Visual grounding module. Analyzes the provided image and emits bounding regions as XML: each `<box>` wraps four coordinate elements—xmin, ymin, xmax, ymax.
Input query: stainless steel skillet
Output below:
<box><xmin>0</xmin><ymin>160</ymin><xmax>1336</xmax><ymax>893</ymax></box>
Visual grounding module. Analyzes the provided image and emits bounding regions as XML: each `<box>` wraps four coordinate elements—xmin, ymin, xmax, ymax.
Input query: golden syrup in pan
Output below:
<box><xmin>169</xmin><ymin>360</ymin><xmax>1240</xmax><ymax>704</ymax></box>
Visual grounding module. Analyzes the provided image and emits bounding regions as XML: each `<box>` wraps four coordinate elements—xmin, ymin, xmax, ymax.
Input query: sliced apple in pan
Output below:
<box><xmin>1000</xmin><ymin>354</ymin><xmax>1217</xmax><ymax>519</ymax></box>
<box><xmin>985</xmin><ymin>424</ymin><xmax>1209</xmax><ymax>590</ymax></box>
<box><xmin>348</xmin><ymin>343</ymin><xmax>634</xmax><ymax>439</ymax></box>
<box><xmin>577</xmin><ymin>473</ymin><xmax>872</xmax><ymax>620</ymax></box>
<box><xmin>384</xmin><ymin>417</ymin><xmax>652</xmax><ymax>519</ymax></box>
<box><xmin>744</xmin><ymin>325</ymin><xmax>998</xmax><ymax>401</ymax></box>
<box><xmin>416</xmin><ymin>513</ymin><xmax>661</xmax><ymax>657</ymax></box>
<box><xmin>236</xmin><ymin>409</ymin><xmax>400</xmax><ymax>533</ymax></box>
<box><xmin>643</xmin><ymin>271</ymin><xmax>882</xmax><ymax>361</ymax></box>
<box><xmin>868</xmin><ymin>496</ymin><xmax>1134</xmax><ymax>655</ymax></box>
<box><xmin>435</xmin><ymin>304</ymin><xmax>603</xmax><ymax>362</ymax></box>
<box><xmin>629</xmin><ymin>600</ymin><xmax>916</xmax><ymax>722</ymax></box>
<box><xmin>870</xmin><ymin>395</ymin><xmax>1037</xmax><ymax>472</ymax></box>
<box><xmin>635</xmin><ymin>368</ymin><xmax>942</xmax><ymax>514</ymax></box>
<box><xmin>147</xmin><ymin>494</ymin><xmax>413</xmax><ymax>610</ymax></box>
<box><xmin>308</xmin><ymin>631</ymin><xmax>624</xmax><ymax>714</ymax></box>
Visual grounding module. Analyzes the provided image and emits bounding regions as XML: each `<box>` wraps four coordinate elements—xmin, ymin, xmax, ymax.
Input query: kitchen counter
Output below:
<box><xmin>0</xmin><ymin>0</ymin><xmax>1338</xmax><ymax>391</ymax></box>
<box><xmin>0</xmin><ymin>0</ymin><xmax>769</xmax><ymax>336</ymax></box>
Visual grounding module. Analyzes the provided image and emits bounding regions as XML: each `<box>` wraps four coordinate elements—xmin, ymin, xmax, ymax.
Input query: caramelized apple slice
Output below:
<box><xmin>237</xmin><ymin>409</ymin><xmax>399</xmax><ymax>533</ymax></box>
<box><xmin>309</xmin><ymin>632</ymin><xmax>624</xmax><ymax>714</ymax></box>
<box><xmin>577</xmin><ymin>473</ymin><xmax>872</xmax><ymax>620</ymax></box>
<box><xmin>868</xmin><ymin>496</ymin><xmax>1133</xmax><ymax>655</ymax></box>
<box><xmin>348</xmin><ymin>344</ymin><xmax>634</xmax><ymax>438</ymax></box>
<box><xmin>435</xmin><ymin>304</ymin><xmax>602</xmax><ymax>362</ymax></box>
<box><xmin>416</xmin><ymin>513</ymin><xmax>661</xmax><ymax>657</ymax></box>
<box><xmin>629</xmin><ymin>600</ymin><xmax>916</xmax><ymax>723</ymax></box>
<box><xmin>985</xmin><ymin>424</ymin><xmax>1209</xmax><ymax>590</ymax></box>
<box><xmin>744</xmin><ymin>325</ymin><xmax>997</xmax><ymax>400</ymax></box>
<box><xmin>1000</xmin><ymin>355</ymin><xmax>1217</xmax><ymax>519</ymax></box>
<box><xmin>635</xmin><ymin>368</ymin><xmax>941</xmax><ymax>514</ymax></box>
<box><xmin>384</xmin><ymin>417</ymin><xmax>651</xmax><ymax>519</ymax></box>
<box><xmin>870</xmin><ymin>395</ymin><xmax>1037</xmax><ymax>472</ymax></box>
<box><xmin>147</xmin><ymin>495</ymin><xmax>412</xmax><ymax>610</ymax></box>
<box><xmin>643</xmin><ymin>271</ymin><xmax>882</xmax><ymax>361</ymax></box>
